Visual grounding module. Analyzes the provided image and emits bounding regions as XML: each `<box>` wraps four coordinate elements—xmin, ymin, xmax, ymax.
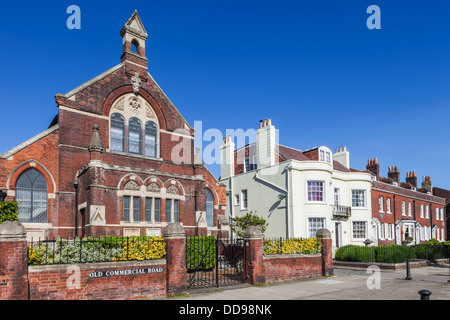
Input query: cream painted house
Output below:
<box><xmin>219</xmin><ymin>119</ymin><xmax>374</xmax><ymax>252</ymax></box>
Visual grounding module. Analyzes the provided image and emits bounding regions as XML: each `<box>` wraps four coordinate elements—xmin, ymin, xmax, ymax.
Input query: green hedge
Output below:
<box><xmin>185</xmin><ymin>236</ymin><xmax>216</xmax><ymax>272</ymax></box>
<box><xmin>335</xmin><ymin>244</ymin><xmax>450</xmax><ymax>263</ymax></box>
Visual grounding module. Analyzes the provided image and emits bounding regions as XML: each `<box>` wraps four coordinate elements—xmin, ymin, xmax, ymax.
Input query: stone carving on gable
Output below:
<box><xmin>124</xmin><ymin>180</ymin><xmax>140</xmax><ymax>191</ymax></box>
<box><xmin>147</xmin><ymin>182</ymin><xmax>160</xmax><ymax>192</ymax></box>
<box><xmin>131</xmin><ymin>72</ymin><xmax>141</xmax><ymax>95</ymax></box>
<box><xmin>114</xmin><ymin>97</ymin><xmax>125</xmax><ymax>111</ymax></box>
<box><xmin>129</xmin><ymin>96</ymin><xmax>141</xmax><ymax>111</ymax></box>
<box><xmin>145</xmin><ymin>102</ymin><xmax>156</xmax><ymax>119</ymax></box>
<box><xmin>166</xmin><ymin>185</ymin><xmax>180</xmax><ymax>194</ymax></box>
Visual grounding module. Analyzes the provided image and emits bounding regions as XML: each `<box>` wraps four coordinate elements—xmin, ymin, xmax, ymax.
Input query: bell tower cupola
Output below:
<box><xmin>120</xmin><ymin>10</ymin><xmax>148</xmax><ymax>69</ymax></box>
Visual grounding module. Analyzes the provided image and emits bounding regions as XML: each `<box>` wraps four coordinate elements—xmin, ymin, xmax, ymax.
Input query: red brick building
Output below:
<box><xmin>0</xmin><ymin>11</ymin><xmax>227</xmax><ymax>240</ymax></box>
<box><xmin>366</xmin><ymin>159</ymin><xmax>446</xmax><ymax>245</ymax></box>
<box><xmin>432</xmin><ymin>187</ymin><xmax>450</xmax><ymax>241</ymax></box>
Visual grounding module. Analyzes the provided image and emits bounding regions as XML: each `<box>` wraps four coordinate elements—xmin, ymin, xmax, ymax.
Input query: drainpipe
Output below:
<box><xmin>229</xmin><ymin>176</ymin><xmax>235</xmax><ymax>241</ymax></box>
<box><xmin>393</xmin><ymin>195</ymin><xmax>396</xmax><ymax>244</ymax></box>
<box><xmin>74</xmin><ymin>183</ymin><xmax>79</xmax><ymax>238</ymax></box>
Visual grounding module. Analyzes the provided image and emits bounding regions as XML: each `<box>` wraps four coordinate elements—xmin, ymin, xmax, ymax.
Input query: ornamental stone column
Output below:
<box><xmin>0</xmin><ymin>220</ymin><xmax>29</xmax><ymax>300</ymax></box>
<box><xmin>316</xmin><ymin>228</ymin><xmax>333</xmax><ymax>276</ymax></box>
<box><xmin>163</xmin><ymin>223</ymin><xmax>187</xmax><ymax>296</ymax></box>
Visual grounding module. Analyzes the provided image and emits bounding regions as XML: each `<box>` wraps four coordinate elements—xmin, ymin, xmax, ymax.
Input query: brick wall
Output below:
<box><xmin>244</xmin><ymin>227</ymin><xmax>333</xmax><ymax>285</ymax></box>
<box><xmin>264</xmin><ymin>254</ymin><xmax>322</xmax><ymax>282</ymax></box>
<box><xmin>28</xmin><ymin>260</ymin><xmax>166</xmax><ymax>300</ymax></box>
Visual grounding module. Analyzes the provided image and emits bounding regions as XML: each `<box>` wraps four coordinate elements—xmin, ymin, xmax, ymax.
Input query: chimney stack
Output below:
<box><xmin>366</xmin><ymin>158</ymin><xmax>379</xmax><ymax>177</ymax></box>
<box><xmin>334</xmin><ymin>146</ymin><xmax>350</xmax><ymax>169</ymax></box>
<box><xmin>220</xmin><ymin>135</ymin><xmax>235</xmax><ymax>180</ymax></box>
<box><xmin>387</xmin><ymin>166</ymin><xmax>400</xmax><ymax>183</ymax></box>
<box><xmin>421</xmin><ymin>176</ymin><xmax>432</xmax><ymax>193</ymax></box>
<box><xmin>405</xmin><ymin>171</ymin><xmax>417</xmax><ymax>188</ymax></box>
<box><xmin>256</xmin><ymin>118</ymin><xmax>277</xmax><ymax>169</ymax></box>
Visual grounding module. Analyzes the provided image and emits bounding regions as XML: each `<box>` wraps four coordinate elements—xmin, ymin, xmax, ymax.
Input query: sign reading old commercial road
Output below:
<box><xmin>89</xmin><ymin>267</ymin><xmax>163</xmax><ymax>278</ymax></box>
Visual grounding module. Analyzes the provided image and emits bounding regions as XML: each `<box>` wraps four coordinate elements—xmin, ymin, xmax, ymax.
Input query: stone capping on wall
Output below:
<box><xmin>28</xmin><ymin>258</ymin><xmax>166</xmax><ymax>273</ymax></box>
<box><xmin>244</xmin><ymin>226</ymin><xmax>263</xmax><ymax>239</ymax></box>
<box><xmin>0</xmin><ymin>221</ymin><xmax>27</xmax><ymax>241</ymax></box>
<box><xmin>163</xmin><ymin>222</ymin><xmax>185</xmax><ymax>239</ymax></box>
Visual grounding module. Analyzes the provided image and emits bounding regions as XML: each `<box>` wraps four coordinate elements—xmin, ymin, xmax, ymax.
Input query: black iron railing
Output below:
<box><xmin>186</xmin><ymin>236</ymin><xmax>246</xmax><ymax>290</ymax></box>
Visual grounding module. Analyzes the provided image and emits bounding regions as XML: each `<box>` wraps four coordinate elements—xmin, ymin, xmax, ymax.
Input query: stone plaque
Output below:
<box><xmin>145</xmin><ymin>228</ymin><xmax>161</xmax><ymax>237</ymax></box>
<box><xmin>123</xmin><ymin>228</ymin><xmax>140</xmax><ymax>237</ymax></box>
<box><xmin>90</xmin><ymin>205</ymin><xmax>106</xmax><ymax>226</ymax></box>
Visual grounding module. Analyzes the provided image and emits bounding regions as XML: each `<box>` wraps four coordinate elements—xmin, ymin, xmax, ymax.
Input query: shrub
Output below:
<box><xmin>263</xmin><ymin>238</ymin><xmax>322</xmax><ymax>255</ymax></box>
<box><xmin>231</xmin><ymin>212</ymin><xmax>268</xmax><ymax>238</ymax></box>
<box><xmin>109</xmin><ymin>236</ymin><xmax>165</xmax><ymax>261</ymax></box>
<box><xmin>185</xmin><ymin>236</ymin><xmax>216</xmax><ymax>272</ymax></box>
<box><xmin>28</xmin><ymin>236</ymin><xmax>165</xmax><ymax>265</ymax></box>
<box><xmin>0</xmin><ymin>201</ymin><xmax>19</xmax><ymax>224</ymax></box>
<box><xmin>335</xmin><ymin>243</ymin><xmax>449</xmax><ymax>263</ymax></box>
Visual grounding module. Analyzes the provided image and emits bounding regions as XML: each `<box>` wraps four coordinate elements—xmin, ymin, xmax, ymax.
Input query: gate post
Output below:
<box><xmin>316</xmin><ymin>228</ymin><xmax>333</xmax><ymax>276</ymax></box>
<box><xmin>0</xmin><ymin>221</ymin><xmax>29</xmax><ymax>300</ymax></box>
<box><xmin>163</xmin><ymin>223</ymin><xmax>187</xmax><ymax>296</ymax></box>
<box><xmin>244</xmin><ymin>226</ymin><xmax>265</xmax><ymax>285</ymax></box>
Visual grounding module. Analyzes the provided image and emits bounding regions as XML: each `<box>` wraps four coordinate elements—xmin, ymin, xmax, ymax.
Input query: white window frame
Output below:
<box><xmin>306</xmin><ymin>180</ymin><xmax>326</xmax><ymax>203</ymax></box>
<box><xmin>352</xmin><ymin>220</ymin><xmax>368</xmax><ymax>241</ymax></box>
<box><xmin>420</xmin><ymin>204</ymin><xmax>424</xmax><ymax>218</ymax></box>
<box><xmin>334</xmin><ymin>188</ymin><xmax>341</xmax><ymax>206</ymax></box>
<box><xmin>408</xmin><ymin>202</ymin><xmax>412</xmax><ymax>217</ymax></box>
<box><xmin>307</xmin><ymin>217</ymin><xmax>327</xmax><ymax>238</ymax></box>
<box><xmin>241</xmin><ymin>190</ymin><xmax>248</xmax><ymax>210</ymax></box>
<box><xmin>386</xmin><ymin>223</ymin><xmax>393</xmax><ymax>240</ymax></box>
<box><xmin>425</xmin><ymin>205</ymin><xmax>429</xmax><ymax>219</ymax></box>
<box><xmin>379</xmin><ymin>196</ymin><xmax>384</xmax><ymax>213</ymax></box>
<box><xmin>234</xmin><ymin>194</ymin><xmax>240</xmax><ymax>206</ymax></box>
<box><xmin>386</xmin><ymin>198</ymin><xmax>391</xmax><ymax>214</ymax></box>
<box><xmin>401</xmin><ymin>200</ymin><xmax>405</xmax><ymax>216</ymax></box>
<box><xmin>318</xmin><ymin>147</ymin><xmax>332</xmax><ymax>164</ymax></box>
<box><xmin>351</xmin><ymin>189</ymin><xmax>367</xmax><ymax>208</ymax></box>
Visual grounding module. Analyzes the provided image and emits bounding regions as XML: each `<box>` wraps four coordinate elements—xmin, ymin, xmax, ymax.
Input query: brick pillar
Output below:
<box><xmin>244</xmin><ymin>226</ymin><xmax>265</xmax><ymax>285</ymax></box>
<box><xmin>0</xmin><ymin>221</ymin><xmax>29</xmax><ymax>300</ymax></box>
<box><xmin>316</xmin><ymin>228</ymin><xmax>333</xmax><ymax>276</ymax></box>
<box><xmin>163</xmin><ymin>223</ymin><xmax>187</xmax><ymax>296</ymax></box>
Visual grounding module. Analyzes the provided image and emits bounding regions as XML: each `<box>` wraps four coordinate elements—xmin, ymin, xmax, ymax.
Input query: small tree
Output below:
<box><xmin>0</xmin><ymin>201</ymin><xmax>19</xmax><ymax>224</ymax></box>
<box><xmin>230</xmin><ymin>211</ymin><xmax>268</xmax><ymax>238</ymax></box>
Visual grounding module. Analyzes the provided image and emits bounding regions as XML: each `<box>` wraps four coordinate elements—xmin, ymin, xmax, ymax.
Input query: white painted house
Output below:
<box><xmin>219</xmin><ymin>119</ymin><xmax>374</xmax><ymax>252</ymax></box>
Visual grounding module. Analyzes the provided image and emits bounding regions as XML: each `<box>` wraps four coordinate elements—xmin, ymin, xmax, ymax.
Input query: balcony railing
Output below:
<box><xmin>333</xmin><ymin>205</ymin><xmax>351</xmax><ymax>218</ymax></box>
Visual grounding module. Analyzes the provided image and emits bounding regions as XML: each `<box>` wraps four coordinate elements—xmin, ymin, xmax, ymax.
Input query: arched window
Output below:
<box><xmin>128</xmin><ymin>117</ymin><xmax>142</xmax><ymax>154</ymax></box>
<box><xmin>109</xmin><ymin>94</ymin><xmax>160</xmax><ymax>158</ymax></box>
<box><xmin>110</xmin><ymin>113</ymin><xmax>125</xmax><ymax>152</ymax></box>
<box><xmin>131</xmin><ymin>39</ymin><xmax>139</xmax><ymax>53</ymax></box>
<box><xmin>145</xmin><ymin>121</ymin><xmax>157</xmax><ymax>158</ymax></box>
<box><xmin>15</xmin><ymin>168</ymin><xmax>48</xmax><ymax>223</ymax></box>
<box><xmin>205</xmin><ymin>188</ymin><xmax>214</xmax><ymax>227</ymax></box>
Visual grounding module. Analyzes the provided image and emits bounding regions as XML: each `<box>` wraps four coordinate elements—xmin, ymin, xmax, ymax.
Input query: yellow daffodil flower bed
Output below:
<box><xmin>263</xmin><ymin>238</ymin><xmax>322</xmax><ymax>255</ymax></box>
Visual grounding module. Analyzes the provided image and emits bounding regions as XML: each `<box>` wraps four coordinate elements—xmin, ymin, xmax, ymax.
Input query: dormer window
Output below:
<box><xmin>318</xmin><ymin>147</ymin><xmax>332</xmax><ymax>164</ymax></box>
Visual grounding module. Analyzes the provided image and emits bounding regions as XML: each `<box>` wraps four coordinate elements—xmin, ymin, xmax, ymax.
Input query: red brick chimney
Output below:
<box><xmin>388</xmin><ymin>166</ymin><xmax>400</xmax><ymax>184</ymax></box>
<box><xmin>421</xmin><ymin>176</ymin><xmax>432</xmax><ymax>192</ymax></box>
<box><xmin>366</xmin><ymin>158</ymin><xmax>379</xmax><ymax>177</ymax></box>
<box><xmin>406</xmin><ymin>171</ymin><xmax>417</xmax><ymax>188</ymax></box>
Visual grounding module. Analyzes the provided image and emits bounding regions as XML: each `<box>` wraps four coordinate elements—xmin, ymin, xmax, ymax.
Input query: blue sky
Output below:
<box><xmin>0</xmin><ymin>0</ymin><xmax>449</xmax><ymax>189</ymax></box>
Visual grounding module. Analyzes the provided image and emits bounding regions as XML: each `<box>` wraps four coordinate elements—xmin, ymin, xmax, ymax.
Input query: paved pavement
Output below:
<box><xmin>169</xmin><ymin>264</ymin><xmax>449</xmax><ymax>301</ymax></box>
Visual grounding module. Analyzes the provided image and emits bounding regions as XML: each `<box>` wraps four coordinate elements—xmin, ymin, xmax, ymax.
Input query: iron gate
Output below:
<box><xmin>186</xmin><ymin>236</ymin><xmax>247</xmax><ymax>290</ymax></box>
